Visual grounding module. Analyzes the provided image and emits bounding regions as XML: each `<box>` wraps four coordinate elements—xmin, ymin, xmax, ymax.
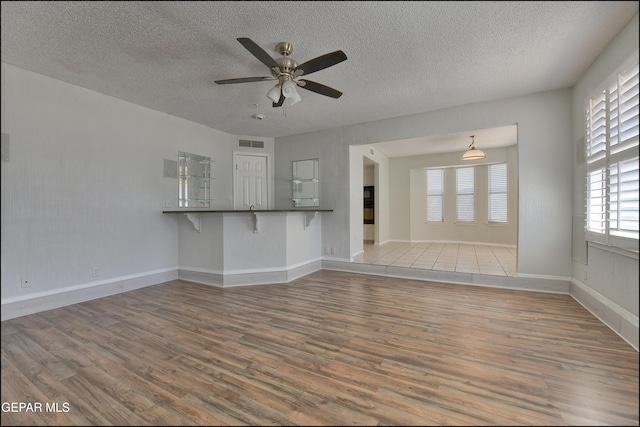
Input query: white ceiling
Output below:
<box><xmin>1</xmin><ymin>1</ymin><xmax>638</xmax><ymax>156</ymax></box>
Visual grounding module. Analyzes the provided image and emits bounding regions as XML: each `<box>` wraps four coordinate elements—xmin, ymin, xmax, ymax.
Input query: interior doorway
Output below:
<box><xmin>363</xmin><ymin>156</ymin><xmax>378</xmax><ymax>244</ymax></box>
<box><xmin>352</xmin><ymin>125</ymin><xmax>518</xmax><ymax>277</ymax></box>
<box><xmin>233</xmin><ymin>152</ymin><xmax>269</xmax><ymax>210</ymax></box>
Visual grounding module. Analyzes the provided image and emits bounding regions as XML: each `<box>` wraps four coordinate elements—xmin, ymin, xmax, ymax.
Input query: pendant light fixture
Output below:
<box><xmin>462</xmin><ymin>135</ymin><xmax>486</xmax><ymax>160</ymax></box>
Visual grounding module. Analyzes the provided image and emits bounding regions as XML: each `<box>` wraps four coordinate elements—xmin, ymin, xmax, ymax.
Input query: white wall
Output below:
<box><xmin>276</xmin><ymin>89</ymin><xmax>572</xmax><ymax>278</ymax></box>
<box><xmin>347</xmin><ymin>145</ymin><xmax>390</xmax><ymax>258</ymax></box>
<box><xmin>390</xmin><ymin>144</ymin><xmax>518</xmax><ymax>245</ymax></box>
<box><xmin>364</xmin><ymin>164</ymin><xmax>375</xmax><ymax>186</ymax></box>
<box><xmin>0</xmin><ymin>63</ymin><xmax>273</xmax><ymax>307</ymax></box>
<box><xmin>274</xmin><ymin>129</ymin><xmax>352</xmax><ymax>261</ymax></box>
<box><xmin>570</xmin><ymin>13</ymin><xmax>639</xmax><ymax>320</ymax></box>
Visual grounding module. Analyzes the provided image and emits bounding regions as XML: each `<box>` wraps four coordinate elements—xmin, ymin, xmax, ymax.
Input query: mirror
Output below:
<box><xmin>292</xmin><ymin>158</ymin><xmax>319</xmax><ymax>207</ymax></box>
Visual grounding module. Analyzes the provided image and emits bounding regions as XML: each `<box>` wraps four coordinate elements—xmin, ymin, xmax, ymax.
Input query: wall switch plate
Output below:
<box><xmin>163</xmin><ymin>200</ymin><xmax>171</xmax><ymax>208</ymax></box>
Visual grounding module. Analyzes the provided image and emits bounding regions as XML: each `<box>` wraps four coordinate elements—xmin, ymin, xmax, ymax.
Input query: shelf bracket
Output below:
<box><xmin>184</xmin><ymin>213</ymin><xmax>202</xmax><ymax>233</ymax></box>
<box><xmin>304</xmin><ymin>211</ymin><xmax>317</xmax><ymax>229</ymax></box>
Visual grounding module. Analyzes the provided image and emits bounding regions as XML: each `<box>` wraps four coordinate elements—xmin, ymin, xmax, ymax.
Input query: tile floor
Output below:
<box><xmin>353</xmin><ymin>241</ymin><xmax>517</xmax><ymax>276</ymax></box>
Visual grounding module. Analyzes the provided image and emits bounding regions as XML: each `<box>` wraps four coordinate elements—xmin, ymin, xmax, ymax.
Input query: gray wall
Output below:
<box><xmin>389</xmin><ymin>144</ymin><xmax>518</xmax><ymax>246</ymax></box>
<box><xmin>570</xmin><ymin>13</ymin><xmax>639</xmax><ymax>319</ymax></box>
<box><xmin>0</xmin><ymin>63</ymin><xmax>274</xmax><ymax>303</ymax></box>
<box><xmin>276</xmin><ymin>89</ymin><xmax>573</xmax><ymax>277</ymax></box>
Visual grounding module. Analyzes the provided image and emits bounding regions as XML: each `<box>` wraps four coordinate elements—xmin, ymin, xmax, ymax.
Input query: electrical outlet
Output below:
<box><xmin>323</xmin><ymin>247</ymin><xmax>329</xmax><ymax>254</ymax></box>
<box><xmin>92</xmin><ymin>267</ymin><xmax>100</xmax><ymax>277</ymax></box>
<box><xmin>163</xmin><ymin>200</ymin><xmax>171</xmax><ymax>208</ymax></box>
<box><xmin>331</xmin><ymin>248</ymin><xmax>336</xmax><ymax>255</ymax></box>
<box><xmin>20</xmin><ymin>276</ymin><xmax>30</xmax><ymax>288</ymax></box>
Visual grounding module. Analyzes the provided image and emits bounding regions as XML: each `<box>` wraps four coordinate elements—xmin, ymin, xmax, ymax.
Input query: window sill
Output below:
<box><xmin>587</xmin><ymin>240</ymin><xmax>639</xmax><ymax>260</ymax></box>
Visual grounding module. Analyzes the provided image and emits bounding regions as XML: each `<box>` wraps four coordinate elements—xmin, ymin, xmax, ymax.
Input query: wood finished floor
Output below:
<box><xmin>353</xmin><ymin>242</ymin><xmax>517</xmax><ymax>276</ymax></box>
<box><xmin>1</xmin><ymin>270</ymin><xmax>638</xmax><ymax>426</ymax></box>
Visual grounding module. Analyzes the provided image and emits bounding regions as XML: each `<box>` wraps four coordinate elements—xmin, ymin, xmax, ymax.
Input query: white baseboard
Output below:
<box><xmin>322</xmin><ymin>260</ymin><xmax>637</xmax><ymax>352</ymax></box>
<box><xmin>5</xmin><ymin>262</ymin><xmax>634</xmax><ymax>353</ymax></box>
<box><xmin>1</xmin><ymin>260</ymin><xmax>324</xmax><ymax>320</ymax></box>
<box><xmin>322</xmin><ymin>260</ymin><xmax>570</xmax><ymax>294</ymax></box>
<box><xmin>1</xmin><ymin>268</ymin><xmax>179</xmax><ymax>321</ymax></box>
<box><xmin>387</xmin><ymin>239</ymin><xmax>517</xmax><ymax>248</ymax></box>
<box><xmin>570</xmin><ymin>279</ymin><xmax>639</xmax><ymax>351</ymax></box>
<box><xmin>179</xmin><ymin>259</ymin><xmax>323</xmax><ymax>288</ymax></box>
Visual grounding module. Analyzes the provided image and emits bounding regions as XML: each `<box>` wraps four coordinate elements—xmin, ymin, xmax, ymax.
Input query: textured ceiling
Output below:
<box><xmin>1</xmin><ymin>1</ymin><xmax>638</xmax><ymax>150</ymax></box>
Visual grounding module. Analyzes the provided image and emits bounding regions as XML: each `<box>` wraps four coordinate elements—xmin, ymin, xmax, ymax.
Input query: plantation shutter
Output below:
<box><xmin>608</xmin><ymin>61</ymin><xmax>639</xmax><ymax>244</ymax></box>
<box><xmin>585</xmin><ymin>53</ymin><xmax>639</xmax><ymax>250</ymax></box>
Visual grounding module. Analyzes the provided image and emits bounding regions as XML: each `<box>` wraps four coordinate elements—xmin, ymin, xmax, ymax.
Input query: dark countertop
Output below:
<box><xmin>163</xmin><ymin>208</ymin><xmax>333</xmax><ymax>213</ymax></box>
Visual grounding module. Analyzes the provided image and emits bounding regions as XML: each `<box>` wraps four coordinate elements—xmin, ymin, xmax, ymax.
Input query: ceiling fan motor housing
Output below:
<box><xmin>272</xmin><ymin>42</ymin><xmax>298</xmax><ymax>77</ymax></box>
<box><xmin>275</xmin><ymin>56</ymin><xmax>298</xmax><ymax>74</ymax></box>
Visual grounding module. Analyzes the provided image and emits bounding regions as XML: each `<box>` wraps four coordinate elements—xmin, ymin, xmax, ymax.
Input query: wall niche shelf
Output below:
<box><xmin>178</xmin><ymin>151</ymin><xmax>214</xmax><ymax>208</ymax></box>
<box><xmin>292</xmin><ymin>158</ymin><xmax>320</xmax><ymax>207</ymax></box>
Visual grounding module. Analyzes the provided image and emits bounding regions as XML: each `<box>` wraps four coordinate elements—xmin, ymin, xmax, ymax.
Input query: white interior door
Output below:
<box><xmin>234</xmin><ymin>154</ymin><xmax>268</xmax><ymax>210</ymax></box>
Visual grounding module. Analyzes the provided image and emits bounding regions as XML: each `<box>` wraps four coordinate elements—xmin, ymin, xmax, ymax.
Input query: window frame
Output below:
<box><xmin>488</xmin><ymin>163</ymin><xmax>508</xmax><ymax>224</ymax></box>
<box><xmin>426</xmin><ymin>168</ymin><xmax>444</xmax><ymax>223</ymax></box>
<box><xmin>456</xmin><ymin>166</ymin><xmax>475</xmax><ymax>223</ymax></box>
<box><xmin>584</xmin><ymin>50</ymin><xmax>639</xmax><ymax>252</ymax></box>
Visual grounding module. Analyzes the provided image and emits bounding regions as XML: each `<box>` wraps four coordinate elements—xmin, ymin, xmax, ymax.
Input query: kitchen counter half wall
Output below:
<box><xmin>165</xmin><ymin>210</ymin><xmax>330</xmax><ymax>287</ymax></box>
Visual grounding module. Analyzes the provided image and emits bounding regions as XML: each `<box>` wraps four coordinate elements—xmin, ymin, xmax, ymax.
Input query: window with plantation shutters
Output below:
<box><xmin>585</xmin><ymin>52</ymin><xmax>639</xmax><ymax>251</ymax></box>
<box><xmin>488</xmin><ymin>163</ymin><xmax>508</xmax><ymax>223</ymax></box>
<box><xmin>456</xmin><ymin>167</ymin><xmax>474</xmax><ymax>222</ymax></box>
<box><xmin>426</xmin><ymin>168</ymin><xmax>444</xmax><ymax>222</ymax></box>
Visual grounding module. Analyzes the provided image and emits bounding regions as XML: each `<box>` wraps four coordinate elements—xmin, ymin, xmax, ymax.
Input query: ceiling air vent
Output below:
<box><xmin>239</xmin><ymin>139</ymin><xmax>265</xmax><ymax>149</ymax></box>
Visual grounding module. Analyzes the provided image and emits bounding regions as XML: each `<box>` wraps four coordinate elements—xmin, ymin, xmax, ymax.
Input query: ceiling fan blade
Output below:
<box><xmin>273</xmin><ymin>92</ymin><xmax>285</xmax><ymax>107</ymax></box>
<box><xmin>297</xmin><ymin>79</ymin><xmax>343</xmax><ymax>99</ymax></box>
<box><xmin>294</xmin><ymin>50</ymin><xmax>347</xmax><ymax>76</ymax></box>
<box><xmin>215</xmin><ymin>76</ymin><xmax>275</xmax><ymax>84</ymax></box>
<box><xmin>237</xmin><ymin>37</ymin><xmax>279</xmax><ymax>69</ymax></box>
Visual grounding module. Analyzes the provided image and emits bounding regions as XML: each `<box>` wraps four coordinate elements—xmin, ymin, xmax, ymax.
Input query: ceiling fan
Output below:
<box><xmin>215</xmin><ymin>38</ymin><xmax>347</xmax><ymax>107</ymax></box>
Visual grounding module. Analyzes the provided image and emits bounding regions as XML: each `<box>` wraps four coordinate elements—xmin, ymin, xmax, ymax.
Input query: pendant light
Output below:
<box><xmin>462</xmin><ymin>135</ymin><xmax>485</xmax><ymax>160</ymax></box>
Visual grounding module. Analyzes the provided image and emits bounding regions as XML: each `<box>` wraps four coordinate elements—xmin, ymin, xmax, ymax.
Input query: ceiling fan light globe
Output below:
<box><xmin>281</xmin><ymin>80</ymin><xmax>297</xmax><ymax>98</ymax></box>
<box><xmin>266</xmin><ymin>85</ymin><xmax>281</xmax><ymax>103</ymax></box>
<box><xmin>289</xmin><ymin>90</ymin><xmax>302</xmax><ymax>105</ymax></box>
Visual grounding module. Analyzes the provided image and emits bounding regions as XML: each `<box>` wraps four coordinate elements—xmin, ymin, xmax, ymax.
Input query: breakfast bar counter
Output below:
<box><xmin>163</xmin><ymin>209</ymin><xmax>332</xmax><ymax>287</ymax></box>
